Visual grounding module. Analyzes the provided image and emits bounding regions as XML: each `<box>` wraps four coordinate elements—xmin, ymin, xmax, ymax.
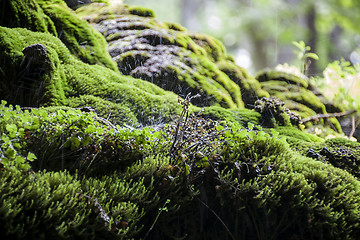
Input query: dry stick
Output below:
<box><xmin>350</xmin><ymin>115</ymin><xmax>356</xmax><ymax>138</ymax></box>
<box><xmin>300</xmin><ymin>110</ymin><xmax>357</xmax><ymax>124</ymax></box>
<box><xmin>349</xmin><ymin>116</ymin><xmax>360</xmax><ymax>139</ymax></box>
<box><xmin>196</xmin><ymin>197</ymin><xmax>236</xmax><ymax>240</ymax></box>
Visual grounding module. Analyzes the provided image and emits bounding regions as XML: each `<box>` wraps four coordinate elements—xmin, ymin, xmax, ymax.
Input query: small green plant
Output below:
<box><xmin>292</xmin><ymin>40</ymin><xmax>319</xmax><ymax>75</ymax></box>
<box><xmin>0</xmin><ymin>100</ymin><xmax>38</xmax><ymax>171</ymax></box>
<box><xmin>323</xmin><ymin>59</ymin><xmax>360</xmax><ymax>110</ymax></box>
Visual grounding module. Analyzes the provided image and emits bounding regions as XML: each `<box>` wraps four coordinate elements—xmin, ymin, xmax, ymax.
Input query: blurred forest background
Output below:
<box><xmin>123</xmin><ymin>0</ymin><xmax>360</xmax><ymax>76</ymax></box>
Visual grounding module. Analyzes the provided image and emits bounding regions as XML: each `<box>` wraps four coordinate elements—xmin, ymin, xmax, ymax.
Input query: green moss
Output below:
<box><xmin>128</xmin><ymin>5</ymin><xmax>155</xmax><ymax>18</ymax></box>
<box><xmin>0</xmin><ymin>26</ymin><xmax>70</xmax><ymax>106</ymax></box>
<box><xmin>165</xmin><ymin>22</ymin><xmax>187</xmax><ymax>32</ymax></box>
<box><xmin>184</xmin><ymin>53</ymin><xmax>244</xmax><ymax>108</ymax></box>
<box><xmin>0</xmin><ymin>0</ymin><xmax>117</xmax><ymax>71</ymax></box>
<box><xmin>0</xmin><ymin>26</ymin><xmax>181</xmax><ymax>125</ymax></box>
<box><xmin>275</xmin><ymin>126</ymin><xmax>324</xmax><ymax>152</ymax></box>
<box><xmin>67</xmin><ymin>95</ymin><xmax>139</xmax><ymax>126</ymax></box>
<box><xmin>186</xmin><ymin>127</ymin><xmax>360</xmax><ymax>239</ymax></box>
<box><xmin>37</xmin><ymin>0</ymin><xmax>118</xmax><ymax>71</ymax></box>
<box><xmin>3</xmin><ymin>1</ymin><xmax>360</xmax><ymax>239</ymax></box>
<box><xmin>283</xmin><ymin>99</ymin><xmax>317</xmax><ymax>118</ymax></box>
<box><xmin>188</xmin><ymin>32</ymin><xmax>227</xmax><ymax>62</ymax></box>
<box><xmin>261</xmin><ymin>81</ymin><xmax>326</xmax><ymax>114</ymax></box>
<box><xmin>305</xmin><ymin>138</ymin><xmax>360</xmax><ymax>179</ymax></box>
<box><xmin>217</xmin><ymin>60</ymin><xmax>269</xmax><ymax>107</ymax></box>
<box><xmin>194</xmin><ymin>105</ymin><xmax>260</xmax><ymax>126</ymax></box>
<box><xmin>76</xmin><ymin>3</ymin><xmax>251</xmax><ymax>109</ymax></box>
<box><xmin>3</xmin><ymin>99</ymin><xmax>360</xmax><ymax>239</ymax></box>
<box><xmin>254</xmin><ymin>97</ymin><xmax>301</xmax><ymax>128</ymax></box>
<box><xmin>256</xmin><ymin>69</ymin><xmax>309</xmax><ymax>88</ymax></box>
<box><xmin>0</xmin><ymin>167</ymin><xmax>160</xmax><ymax>239</ymax></box>
<box><xmin>0</xmin><ymin>0</ymin><xmax>56</xmax><ymax>34</ymax></box>
<box><xmin>256</xmin><ymin>69</ymin><xmax>343</xmax><ymax>134</ymax></box>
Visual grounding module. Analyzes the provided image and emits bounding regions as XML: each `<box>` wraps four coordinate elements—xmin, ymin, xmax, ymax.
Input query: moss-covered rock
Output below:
<box><xmin>0</xmin><ymin>26</ymin><xmax>181</xmax><ymax>126</ymax></box>
<box><xmin>254</xmin><ymin>96</ymin><xmax>301</xmax><ymax>128</ymax></box>
<box><xmin>256</xmin><ymin>69</ymin><xmax>343</xmax><ymax>133</ymax></box>
<box><xmin>217</xmin><ymin>60</ymin><xmax>269</xmax><ymax>107</ymax></box>
<box><xmin>257</xmin><ymin>70</ymin><xmax>324</xmax><ymax>116</ymax></box>
<box><xmin>0</xmin><ymin>0</ymin><xmax>117</xmax><ymax>71</ymax></box>
<box><xmin>75</xmin><ymin>3</ymin><xmax>265</xmax><ymax>109</ymax></box>
<box><xmin>303</xmin><ymin>138</ymin><xmax>360</xmax><ymax>179</ymax></box>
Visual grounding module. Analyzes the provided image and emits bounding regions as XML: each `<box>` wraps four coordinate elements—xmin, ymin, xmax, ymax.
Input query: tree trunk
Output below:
<box><xmin>306</xmin><ymin>4</ymin><xmax>318</xmax><ymax>76</ymax></box>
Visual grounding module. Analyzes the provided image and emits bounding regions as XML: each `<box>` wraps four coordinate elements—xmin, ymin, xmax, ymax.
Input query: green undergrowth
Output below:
<box><xmin>2</xmin><ymin>100</ymin><xmax>360</xmax><ymax>239</ymax></box>
<box><xmin>0</xmin><ymin>158</ymin><xmax>181</xmax><ymax>240</ymax></box>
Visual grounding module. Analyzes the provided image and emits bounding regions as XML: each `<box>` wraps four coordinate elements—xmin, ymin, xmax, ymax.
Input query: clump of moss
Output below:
<box><xmin>217</xmin><ymin>60</ymin><xmax>269</xmax><ymax>108</ymax></box>
<box><xmin>128</xmin><ymin>5</ymin><xmax>155</xmax><ymax>18</ymax></box>
<box><xmin>274</xmin><ymin>126</ymin><xmax>324</xmax><ymax>153</ymax></box>
<box><xmin>0</xmin><ymin>101</ymin><xmax>190</xmax><ymax>239</ymax></box>
<box><xmin>0</xmin><ymin>156</ymin><xmax>186</xmax><ymax>239</ymax></box>
<box><xmin>254</xmin><ymin>96</ymin><xmax>301</xmax><ymax>128</ymax></box>
<box><xmin>0</xmin><ymin>0</ymin><xmax>56</xmax><ymax>34</ymax></box>
<box><xmin>256</xmin><ymin>70</ymin><xmax>327</xmax><ymax>117</ymax></box>
<box><xmin>194</xmin><ymin>105</ymin><xmax>260</xmax><ymax>127</ymax></box>
<box><xmin>303</xmin><ymin>138</ymin><xmax>360</xmax><ymax>179</ymax></box>
<box><xmin>152</xmin><ymin>120</ymin><xmax>360</xmax><ymax>239</ymax></box>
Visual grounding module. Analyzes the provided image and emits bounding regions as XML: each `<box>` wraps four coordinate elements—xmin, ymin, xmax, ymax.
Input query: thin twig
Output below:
<box><xmin>300</xmin><ymin>110</ymin><xmax>356</xmax><ymax>124</ymax></box>
<box><xmin>349</xmin><ymin>116</ymin><xmax>360</xmax><ymax>139</ymax></box>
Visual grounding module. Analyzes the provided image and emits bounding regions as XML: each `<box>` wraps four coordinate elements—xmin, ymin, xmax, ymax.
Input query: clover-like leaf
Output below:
<box><xmin>27</xmin><ymin>152</ymin><xmax>37</xmax><ymax>162</ymax></box>
<box><xmin>6</xmin><ymin>124</ymin><xmax>18</xmax><ymax>138</ymax></box>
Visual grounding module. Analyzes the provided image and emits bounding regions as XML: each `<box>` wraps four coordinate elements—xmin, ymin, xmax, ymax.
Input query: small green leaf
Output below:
<box><xmin>13</xmin><ymin>143</ymin><xmax>21</xmax><ymax>149</ymax></box>
<box><xmin>224</xmin><ymin>130</ymin><xmax>232</xmax><ymax>138</ymax></box>
<box><xmin>27</xmin><ymin>152</ymin><xmax>37</xmax><ymax>162</ymax></box>
<box><xmin>306</xmin><ymin>52</ymin><xmax>319</xmax><ymax>60</ymax></box>
<box><xmin>248</xmin><ymin>122</ymin><xmax>255</xmax><ymax>130</ymax></box>
<box><xmin>96</xmin><ymin>128</ymin><xmax>105</xmax><ymax>135</ymax></box>
<box><xmin>270</xmin><ymin>129</ymin><xmax>279</xmax><ymax>138</ymax></box>
<box><xmin>6</xmin><ymin>124</ymin><xmax>17</xmax><ymax>138</ymax></box>
<box><xmin>292</xmin><ymin>40</ymin><xmax>305</xmax><ymax>50</ymax></box>
<box><xmin>15</xmin><ymin>156</ymin><xmax>25</xmax><ymax>164</ymax></box>
<box><xmin>1</xmin><ymin>135</ymin><xmax>10</xmax><ymax>142</ymax></box>
<box><xmin>72</xmin><ymin>137</ymin><xmax>81</xmax><ymax>149</ymax></box>
<box><xmin>4</xmin><ymin>147</ymin><xmax>16</xmax><ymax>159</ymax></box>
<box><xmin>185</xmin><ymin>164</ymin><xmax>190</xmax><ymax>176</ymax></box>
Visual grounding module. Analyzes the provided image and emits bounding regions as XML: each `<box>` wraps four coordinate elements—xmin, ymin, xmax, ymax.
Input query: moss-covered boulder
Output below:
<box><xmin>0</xmin><ymin>26</ymin><xmax>182</xmax><ymax>126</ymax></box>
<box><xmin>256</xmin><ymin>69</ymin><xmax>343</xmax><ymax>133</ymax></box>
<box><xmin>257</xmin><ymin>70</ymin><xmax>327</xmax><ymax>116</ymax></box>
<box><xmin>75</xmin><ymin>3</ymin><xmax>269</xmax><ymax>109</ymax></box>
<box><xmin>254</xmin><ymin>96</ymin><xmax>301</xmax><ymax>128</ymax></box>
<box><xmin>0</xmin><ymin>0</ymin><xmax>261</xmax><ymax>127</ymax></box>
